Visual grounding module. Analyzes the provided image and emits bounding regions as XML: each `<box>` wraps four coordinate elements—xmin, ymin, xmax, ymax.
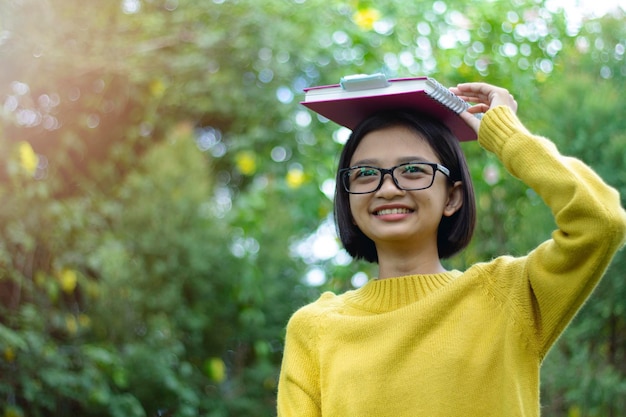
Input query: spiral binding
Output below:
<box><xmin>427</xmin><ymin>78</ymin><xmax>470</xmax><ymax>114</ymax></box>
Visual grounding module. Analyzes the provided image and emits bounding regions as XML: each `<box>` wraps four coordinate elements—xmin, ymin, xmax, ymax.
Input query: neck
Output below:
<box><xmin>375</xmin><ymin>244</ymin><xmax>446</xmax><ymax>279</ymax></box>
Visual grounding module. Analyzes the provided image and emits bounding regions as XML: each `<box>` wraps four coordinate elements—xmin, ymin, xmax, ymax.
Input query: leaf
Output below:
<box><xmin>0</xmin><ymin>324</ymin><xmax>27</xmax><ymax>350</ymax></box>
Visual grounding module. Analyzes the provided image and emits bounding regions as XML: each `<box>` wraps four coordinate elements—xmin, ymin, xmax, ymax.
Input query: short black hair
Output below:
<box><xmin>334</xmin><ymin>109</ymin><xmax>476</xmax><ymax>262</ymax></box>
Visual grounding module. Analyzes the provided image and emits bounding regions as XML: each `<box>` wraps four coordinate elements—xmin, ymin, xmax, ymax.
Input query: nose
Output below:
<box><xmin>376</xmin><ymin>172</ymin><xmax>404</xmax><ymax>196</ymax></box>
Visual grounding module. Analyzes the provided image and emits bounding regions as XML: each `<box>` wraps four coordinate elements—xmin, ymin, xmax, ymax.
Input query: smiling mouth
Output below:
<box><xmin>375</xmin><ymin>208</ymin><xmax>413</xmax><ymax>216</ymax></box>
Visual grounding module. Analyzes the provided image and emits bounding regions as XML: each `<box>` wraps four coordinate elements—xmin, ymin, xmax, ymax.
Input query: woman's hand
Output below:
<box><xmin>450</xmin><ymin>83</ymin><xmax>518</xmax><ymax>133</ymax></box>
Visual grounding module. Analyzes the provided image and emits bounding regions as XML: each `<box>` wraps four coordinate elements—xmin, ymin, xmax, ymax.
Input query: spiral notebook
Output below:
<box><xmin>301</xmin><ymin>74</ymin><xmax>476</xmax><ymax>142</ymax></box>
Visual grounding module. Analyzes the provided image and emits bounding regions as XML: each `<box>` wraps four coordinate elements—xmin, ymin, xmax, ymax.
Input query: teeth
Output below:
<box><xmin>376</xmin><ymin>208</ymin><xmax>411</xmax><ymax>215</ymax></box>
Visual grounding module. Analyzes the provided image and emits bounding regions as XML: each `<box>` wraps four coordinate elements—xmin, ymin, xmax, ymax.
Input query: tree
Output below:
<box><xmin>530</xmin><ymin>13</ymin><xmax>626</xmax><ymax>416</ymax></box>
<box><xmin>1</xmin><ymin>0</ymin><xmax>624</xmax><ymax>415</ymax></box>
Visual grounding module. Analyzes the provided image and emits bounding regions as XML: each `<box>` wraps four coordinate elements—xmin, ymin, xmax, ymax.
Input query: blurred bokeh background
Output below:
<box><xmin>1</xmin><ymin>0</ymin><xmax>625</xmax><ymax>416</ymax></box>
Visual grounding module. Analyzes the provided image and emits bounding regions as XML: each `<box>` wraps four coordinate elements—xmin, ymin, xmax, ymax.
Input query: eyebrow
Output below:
<box><xmin>350</xmin><ymin>156</ymin><xmax>432</xmax><ymax>166</ymax></box>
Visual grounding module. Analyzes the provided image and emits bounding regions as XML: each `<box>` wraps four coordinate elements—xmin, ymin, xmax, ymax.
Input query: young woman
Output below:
<box><xmin>277</xmin><ymin>82</ymin><xmax>626</xmax><ymax>416</ymax></box>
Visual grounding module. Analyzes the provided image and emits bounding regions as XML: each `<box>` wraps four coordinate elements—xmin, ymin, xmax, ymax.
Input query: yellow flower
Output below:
<box><xmin>65</xmin><ymin>315</ymin><xmax>78</xmax><ymax>335</ymax></box>
<box><xmin>535</xmin><ymin>71</ymin><xmax>548</xmax><ymax>83</ymax></box>
<box><xmin>18</xmin><ymin>141</ymin><xmax>38</xmax><ymax>175</ymax></box>
<box><xmin>149</xmin><ymin>78</ymin><xmax>166</xmax><ymax>97</ymax></box>
<box><xmin>286</xmin><ymin>168</ymin><xmax>305</xmax><ymax>189</ymax></box>
<box><xmin>3</xmin><ymin>406</ymin><xmax>23</xmax><ymax>417</ymax></box>
<box><xmin>59</xmin><ymin>268</ymin><xmax>78</xmax><ymax>294</ymax></box>
<box><xmin>204</xmin><ymin>357</ymin><xmax>226</xmax><ymax>382</ymax></box>
<box><xmin>4</xmin><ymin>347</ymin><xmax>16</xmax><ymax>363</ymax></box>
<box><xmin>78</xmin><ymin>313</ymin><xmax>91</xmax><ymax>328</ymax></box>
<box><xmin>235</xmin><ymin>151</ymin><xmax>257</xmax><ymax>176</ymax></box>
<box><xmin>353</xmin><ymin>7</ymin><xmax>381</xmax><ymax>31</ymax></box>
<box><xmin>568</xmin><ymin>406</ymin><xmax>581</xmax><ymax>417</ymax></box>
<box><xmin>34</xmin><ymin>271</ymin><xmax>47</xmax><ymax>288</ymax></box>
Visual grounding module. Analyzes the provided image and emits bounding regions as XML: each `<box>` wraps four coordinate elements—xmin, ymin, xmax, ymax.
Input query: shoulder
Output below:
<box><xmin>286</xmin><ymin>291</ymin><xmax>342</xmax><ymax>330</ymax></box>
<box><xmin>460</xmin><ymin>254</ymin><xmax>531</xmax><ymax>299</ymax></box>
<box><xmin>464</xmin><ymin>255</ymin><xmax>527</xmax><ymax>279</ymax></box>
<box><xmin>464</xmin><ymin>255</ymin><xmax>526</xmax><ymax>275</ymax></box>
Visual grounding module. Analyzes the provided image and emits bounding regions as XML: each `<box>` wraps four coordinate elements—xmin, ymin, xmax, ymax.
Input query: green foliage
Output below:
<box><xmin>1</xmin><ymin>0</ymin><xmax>625</xmax><ymax>415</ymax></box>
<box><xmin>529</xmin><ymin>14</ymin><xmax>626</xmax><ymax>416</ymax></box>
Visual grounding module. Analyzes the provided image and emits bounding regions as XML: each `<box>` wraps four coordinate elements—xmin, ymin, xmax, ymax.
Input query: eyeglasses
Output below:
<box><xmin>339</xmin><ymin>162</ymin><xmax>451</xmax><ymax>194</ymax></box>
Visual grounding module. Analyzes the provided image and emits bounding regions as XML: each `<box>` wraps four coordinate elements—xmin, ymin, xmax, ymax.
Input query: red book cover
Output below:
<box><xmin>301</xmin><ymin>75</ymin><xmax>476</xmax><ymax>142</ymax></box>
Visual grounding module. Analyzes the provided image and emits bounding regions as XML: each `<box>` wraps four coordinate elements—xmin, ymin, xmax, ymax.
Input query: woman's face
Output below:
<box><xmin>347</xmin><ymin>125</ymin><xmax>462</xmax><ymax>256</ymax></box>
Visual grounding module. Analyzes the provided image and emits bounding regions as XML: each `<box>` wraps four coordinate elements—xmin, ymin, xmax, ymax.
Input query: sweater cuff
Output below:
<box><xmin>477</xmin><ymin>106</ymin><xmax>530</xmax><ymax>154</ymax></box>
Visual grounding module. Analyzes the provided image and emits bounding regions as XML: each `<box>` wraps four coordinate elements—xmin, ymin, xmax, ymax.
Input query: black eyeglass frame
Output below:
<box><xmin>339</xmin><ymin>162</ymin><xmax>452</xmax><ymax>194</ymax></box>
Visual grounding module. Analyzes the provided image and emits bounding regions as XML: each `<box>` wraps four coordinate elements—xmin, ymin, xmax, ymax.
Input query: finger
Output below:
<box><xmin>455</xmin><ymin>82</ymin><xmax>504</xmax><ymax>97</ymax></box>
<box><xmin>453</xmin><ymin>83</ymin><xmax>517</xmax><ymax>112</ymax></box>
<box><xmin>454</xmin><ymin>94</ymin><xmax>488</xmax><ymax>104</ymax></box>
<box><xmin>454</xmin><ymin>83</ymin><xmax>509</xmax><ymax>101</ymax></box>
<box><xmin>466</xmin><ymin>103</ymin><xmax>490</xmax><ymax>114</ymax></box>
<box><xmin>451</xmin><ymin>86</ymin><xmax>492</xmax><ymax>104</ymax></box>
<box><xmin>458</xmin><ymin>110</ymin><xmax>480</xmax><ymax>133</ymax></box>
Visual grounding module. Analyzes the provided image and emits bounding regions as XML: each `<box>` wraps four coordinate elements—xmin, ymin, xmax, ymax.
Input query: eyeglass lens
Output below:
<box><xmin>344</xmin><ymin>163</ymin><xmax>437</xmax><ymax>193</ymax></box>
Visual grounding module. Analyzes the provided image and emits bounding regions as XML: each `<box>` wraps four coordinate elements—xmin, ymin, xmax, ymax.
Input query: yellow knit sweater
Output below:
<box><xmin>277</xmin><ymin>107</ymin><xmax>626</xmax><ymax>417</ymax></box>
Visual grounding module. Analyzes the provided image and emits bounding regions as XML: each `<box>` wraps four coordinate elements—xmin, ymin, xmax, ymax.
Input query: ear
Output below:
<box><xmin>443</xmin><ymin>181</ymin><xmax>463</xmax><ymax>217</ymax></box>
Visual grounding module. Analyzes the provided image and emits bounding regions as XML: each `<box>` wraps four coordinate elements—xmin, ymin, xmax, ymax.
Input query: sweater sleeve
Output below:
<box><xmin>277</xmin><ymin>305</ymin><xmax>322</xmax><ymax>417</ymax></box>
<box><xmin>477</xmin><ymin>106</ymin><xmax>626</xmax><ymax>356</ymax></box>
